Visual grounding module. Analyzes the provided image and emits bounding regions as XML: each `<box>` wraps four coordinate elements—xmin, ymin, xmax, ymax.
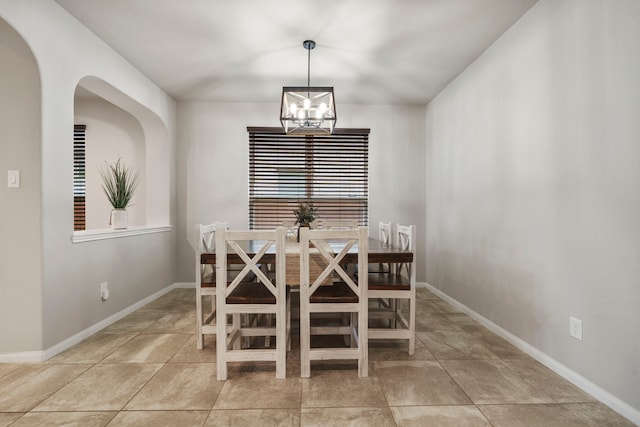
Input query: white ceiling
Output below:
<box><xmin>56</xmin><ymin>0</ymin><xmax>538</xmax><ymax>105</ymax></box>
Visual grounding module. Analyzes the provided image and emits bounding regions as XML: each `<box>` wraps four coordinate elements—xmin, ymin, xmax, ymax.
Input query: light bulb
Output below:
<box><xmin>314</xmin><ymin>108</ymin><xmax>323</xmax><ymax>119</ymax></box>
<box><xmin>289</xmin><ymin>103</ymin><xmax>298</xmax><ymax>115</ymax></box>
<box><xmin>319</xmin><ymin>103</ymin><xmax>327</xmax><ymax>113</ymax></box>
<box><xmin>303</xmin><ymin>98</ymin><xmax>311</xmax><ymax>110</ymax></box>
<box><xmin>297</xmin><ymin>109</ymin><xmax>306</xmax><ymax>119</ymax></box>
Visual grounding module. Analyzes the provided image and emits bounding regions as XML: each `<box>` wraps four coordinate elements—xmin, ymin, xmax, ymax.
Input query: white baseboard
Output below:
<box><xmin>424</xmin><ymin>283</ymin><xmax>640</xmax><ymax>426</ymax></box>
<box><xmin>0</xmin><ymin>351</ymin><xmax>43</xmax><ymax>363</ymax></box>
<box><xmin>0</xmin><ymin>282</ymin><xmax>195</xmax><ymax>363</ymax></box>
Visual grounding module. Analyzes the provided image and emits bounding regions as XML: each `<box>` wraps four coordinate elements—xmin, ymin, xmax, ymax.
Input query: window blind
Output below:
<box><xmin>73</xmin><ymin>124</ymin><xmax>86</xmax><ymax>231</ymax></box>
<box><xmin>248</xmin><ymin>127</ymin><xmax>369</xmax><ymax>230</ymax></box>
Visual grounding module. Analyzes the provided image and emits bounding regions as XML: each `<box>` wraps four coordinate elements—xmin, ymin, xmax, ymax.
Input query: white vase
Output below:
<box><xmin>111</xmin><ymin>209</ymin><xmax>128</xmax><ymax>230</ymax></box>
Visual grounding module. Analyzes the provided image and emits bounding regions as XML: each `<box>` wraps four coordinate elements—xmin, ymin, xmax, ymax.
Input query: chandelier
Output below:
<box><xmin>280</xmin><ymin>40</ymin><xmax>336</xmax><ymax>134</ymax></box>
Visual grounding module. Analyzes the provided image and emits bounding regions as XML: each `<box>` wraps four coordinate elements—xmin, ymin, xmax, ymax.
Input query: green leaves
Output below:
<box><xmin>293</xmin><ymin>202</ymin><xmax>317</xmax><ymax>225</ymax></box>
<box><xmin>99</xmin><ymin>158</ymin><xmax>139</xmax><ymax>209</ymax></box>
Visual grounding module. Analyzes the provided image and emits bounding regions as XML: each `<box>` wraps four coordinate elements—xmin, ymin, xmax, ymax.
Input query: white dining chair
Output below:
<box><xmin>195</xmin><ymin>222</ymin><xmax>232</xmax><ymax>350</ymax></box>
<box><xmin>215</xmin><ymin>227</ymin><xmax>289</xmax><ymax>380</ymax></box>
<box><xmin>299</xmin><ymin>226</ymin><xmax>368</xmax><ymax>377</ymax></box>
<box><xmin>368</xmin><ymin>223</ymin><xmax>416</xmax><ymax>355</ymax></box>
<box><xmin>369</xmin><ymin>221</ymin><xmax>393</xmax><ymax>274</ymax></box>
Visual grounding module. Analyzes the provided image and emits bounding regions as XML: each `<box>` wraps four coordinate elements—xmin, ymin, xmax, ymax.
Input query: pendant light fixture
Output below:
<box><xmin>280</xmin><ymin>40</ymin><xmax>336</xmax><ymax>134</ymax></box>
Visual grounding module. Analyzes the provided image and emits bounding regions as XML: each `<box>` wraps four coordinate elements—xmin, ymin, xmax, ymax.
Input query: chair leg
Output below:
<box><xmin>350</xmin><ymin>313</ymin><xmax>357</xmax><ymax>348</ymax></box>
<box><xmin>216</xmin><ymin>308</ymin><xmax>228</xmax><ymax>381</ymax></box>
<box><xmin>390</xmin><ymin>298</ymin><xmax>398</xmax><ymax>328</ymax></box>
<box><xmin>358</xmin><ymin>303</ymin><xmax>368</xmax><ymax>378</ymax></box>
<box><xmin>286</xmin><ymin>292</ymin><xmax>292</xmax><ymax>352</ymax></box>
<box><xmin>196</xmin><ymin>293</ymin><xmax>204</xmax><ymax>350</ymax></box>
<box><xmin>409</xmin><ymin>291</ymin><xmax>416</xmax><ymax>356</ymax></box>
<box><xmin>264</xmin><ymin>314</ymin><xmax>272</xmax><ymax>348</ymax></box>
<box><xmin>300</xmin><ymin>302</ymin><xmax>311</xmax><ymax>378</ymax></box>
<box><xmin>342</xmin><ymin>313</ymin><xmax>351</xmax><ymax>347</ymax></box>
<box><xmin>232</xmin><ymin>314</ymin><xmax>241</xmax><ymax>350</ymax></box>
<box><xmin>276</xmin><ymin>300</ymin><xmax>286</xmax><ymax>379</ymax></box>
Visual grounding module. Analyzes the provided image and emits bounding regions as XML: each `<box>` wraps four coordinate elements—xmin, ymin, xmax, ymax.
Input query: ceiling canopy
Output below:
<box><xmin>56</xmin><ymin>0</ymin><xmax>538</xmax><ymax>104</ymax></box>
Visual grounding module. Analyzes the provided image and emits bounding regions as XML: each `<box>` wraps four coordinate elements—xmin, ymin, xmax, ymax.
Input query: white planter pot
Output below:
<box><xmin>111</xmin><ymin>209</ymin><xmax>128</xmax><ymax>230</ymax></box>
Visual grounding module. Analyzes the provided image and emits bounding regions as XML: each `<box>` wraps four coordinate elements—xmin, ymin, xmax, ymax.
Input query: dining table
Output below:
<box><xmin>200</xmin><ymin>236</ymin><xmax>413</xmax><ymax>286</ymax></box>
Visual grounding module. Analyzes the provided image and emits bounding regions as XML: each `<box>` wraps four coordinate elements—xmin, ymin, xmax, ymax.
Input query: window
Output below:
<box><xmin>73</xmin><ymin>124</ymin><xmax>86</xmax><ymax>231</ymax></box>
<box><xmin>248</xmin><ymin>127</ymin><xmax>369</xmax><ymax>229</ymax></box>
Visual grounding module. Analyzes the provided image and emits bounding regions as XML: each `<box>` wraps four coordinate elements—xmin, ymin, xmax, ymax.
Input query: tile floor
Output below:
<box><xmin>0</xmin><ymin>288</ymin><xmax>634</xmax><ymax>426</ymax></box>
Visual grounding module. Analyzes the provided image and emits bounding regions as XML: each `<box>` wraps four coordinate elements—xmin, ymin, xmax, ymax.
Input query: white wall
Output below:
<box><xmin>426</xmin><ymin>0</ymin><xmax>640</xmax><ymax>416</ymax></box>
<box><xmin>0</xmin><ymin>18</ymin><xmax>42</xmax><ymax>352</ymax></box>
<box><xmin>75</xmin><ymin>98</ymin><xmax>147</xmax><ymax>229</ymax></box>
<box><xmin>176</xmin><ymin>101</ymin><xmax>426</xmax><ymax>281</ymax></box>
<box><xmin>0</xmin><ymin>0</ymin><xmax>177</xmax><ymax>354</ymax></box>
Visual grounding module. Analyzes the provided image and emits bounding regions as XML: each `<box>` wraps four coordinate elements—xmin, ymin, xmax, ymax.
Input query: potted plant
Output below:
<box><xmin>99</xmin><ymin>158</ymin><xmax>139</xmax><ymax>230</ymax></box>
<box><xmin>293</xmin><ymin>202</ymin><xmax>317</xmax><ymax>241</ymax></box>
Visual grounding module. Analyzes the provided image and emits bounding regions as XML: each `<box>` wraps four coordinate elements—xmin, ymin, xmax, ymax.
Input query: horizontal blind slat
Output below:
<box><xmin>73</xmin><ymin>125</ymin><xmax>86</xmax><ymax>231</ymax></box>
<box><xmin>248</xmin><ymin>127</ymin><xmax>368</xmax><ymax>229</ymax></box>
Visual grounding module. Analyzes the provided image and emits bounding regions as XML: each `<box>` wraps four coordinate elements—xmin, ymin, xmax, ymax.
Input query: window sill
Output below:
<box><xmin>71</xmin><ymin>225</ymin><xmax>173</xmax><ymax>244</ymax></box>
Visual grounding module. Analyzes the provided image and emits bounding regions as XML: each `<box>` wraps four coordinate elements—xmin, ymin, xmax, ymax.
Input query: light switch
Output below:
<box><xmin>8</xmin><ymin>170</ymin><xmax>20</xmax><ymax>188</ymax></box>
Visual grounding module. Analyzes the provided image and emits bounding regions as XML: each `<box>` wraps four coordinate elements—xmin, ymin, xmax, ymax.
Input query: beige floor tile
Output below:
<box><xmin>301</xmin><ymin>370</ymin><xmax>387</xmax><ymax>408</ymax></box>
<box><xmin>169</xmin><ymin>311</ymin><xmax>199</xmax><ymax>334</ymax></box>
<box><xmin>10</xmin><ymin>411</ymin><xmax>115</xmax><ymax>426</ymax></box>
<box><xmin>230</xmin><ymin>359</ymin><xmax>301</xmax><ymax>378</ymax></box>
<box><xmin>417</xmin><ymin>330</ymin><xmax>499</xmax><ymax>360</ymax></box>
<box><xmin>141</xmin><ymin>294</ymin><xmax>194</xmax><ymax>313</ymax></box>
<box><xmin>445</xmin><ymin>313</ymin><xmax>482</xmax><ymax>328</ymax></box>
<box><xmin>32</xmin><ymin>363</ymin><xmax>162</xmax><ymax>411</ymax></box>
<box><xmin>101</xmin><ymin>333</ymin><xmax>190</xmax><ymax>363</ymax></box>
<box><xmin>504</xmin><ymin>358</ymin><xmax>596</xmax><ymax>403</ymax></box>
<box><xmin>441</xmin><ymin>359</ymin><xmax>554</xmax><ymax>404</ymax></box>
<box><xmin>479</xmin><ymin>403</ymin><xmax>590</xmax><ymax>426</ymax></box>
<box><xmin>368</xmin><ymin>336</ymin><xmax>435</xmax><ymax>361</ymax></box>
<box><xmin>100</xmin><ymin>312</ymin><xmax>162</xmax><ymax>333</ymax></box>
<box><xmin>138</xmin><ymin>312</ymin><xmax>187</xmax><ymax>333</ymax></box>
<box><xmin>108</xmin><ymin>410</ymin><xmax>209</xmax><ymax>426</ymax></box>
<box><xmin>204</xmin><ymin>409</ymin><xmax>301</xmax><ymax>426</ymax></box>
<box><xmin>0</xmin><ymin>287</ymin><xmax>632</xmax><ymax>427</ymax></box>
<box><xmin>301</xmin><ymin>359</ymin><xmax>362</xmax><ymax>374</ymax></box>
<box><xmin>214</xmin><ymin>371</ymin><xmax>301</xmax><ymax>409</ymax></box>
<box><xmin>562</xmin><ymin>402</ymin><xmax>637</xmax><ymax>426</ymax></box>
<box><xmin>472</xmin><ymin>330</ymin><xmax>528</xmax><ymax>359</ymax></box>
<box><xmin>125</xmin><ymin>363</ymin><xmax>221</xmax><ymax>410</ymax></box>
<box><xmin>426</xmin><ymin>299</ymin><xmax>462</xmax><ymax>314</ymax></box>
<box><xmin>390</xmin><ymin>405</ymin><xmax>491</xmax><ymax>426</ymax></box>
<box><xmin>0</xmin><ymin>364</ymin><xmax>90</xmax><ymax>412</ymax></box>
<box><xmin>0</xmin><ymin>364</ymin><xmax>21</xmax><ymax>379</ymax></box>
<box><xmin>301</xmin><ymin>407</ymin><xmax>396</xmax><ymax>427</ymax></box>
<box><xmin>48</xmin><ymin>334</ymin><xmax>136</xmax><ymax>364</ymax></box>
<box><xmin>165</xmin><ymin>288</ymin><xmax>196</xmax><ymax>299</ymax></box>
<box><xmin>415</xmin><ymin>312</ymin><xmax>463</xmax><ymax>332</ymax></box>
<box><xmin>170</xmin><ymin>335</ymin><xmax>216</xmax><ymax>363</ymax></box>
<box><xmin>0</xmin><ymin>413</ymin><xmax>22</xmax><ymax>426</ymax></box>
<box><xmin>415</xmin><ymin>288</ymin><xmax>441</xmax><ymax>301</ymax></box>
<box><xmin>373</xmin><ymin>360</ymin><xmax>471</xmax><ymax>406</ymax></box>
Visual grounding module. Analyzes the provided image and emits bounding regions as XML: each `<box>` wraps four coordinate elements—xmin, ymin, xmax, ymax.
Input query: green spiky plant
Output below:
<box><xmin>99</xmin><ymin>158</ymin><xmax>139</xmax><ymax>209</ymax></box>
<box><xmin>293</xmin><ymin>202</ymin><xmax>317</xmax><ymax>225</ymax></box>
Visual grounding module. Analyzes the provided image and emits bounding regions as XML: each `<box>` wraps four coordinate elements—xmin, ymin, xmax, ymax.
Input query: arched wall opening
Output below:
<box><xmin>1</xmin><ymin>4</ymin><xmax>177</xmax><ymax>359</ymax></box>
<box><xmin>74</xmin><ymin>86</ymin><xmax>147</xmax><ymax>229</ymax></box>
<box><xmin>75</xmin><ymin>76</ymin><xmax>171</xmax><ymax>230</ymax></box>
<box><xmin>0</xmin><ymin>17</ymin><xmax>43</xmax><ymax>353</ymax></box>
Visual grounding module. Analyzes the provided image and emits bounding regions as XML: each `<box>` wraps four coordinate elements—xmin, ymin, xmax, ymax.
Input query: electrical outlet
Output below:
<box><xmin>100</xmin><ymin>282</ymin><xmax>109</xmax><ymax>301</ymax></box>
<box><xmin>569</xmin><ymin>316</ymin><xmax>582</xmax><ymax>340</ymax></box>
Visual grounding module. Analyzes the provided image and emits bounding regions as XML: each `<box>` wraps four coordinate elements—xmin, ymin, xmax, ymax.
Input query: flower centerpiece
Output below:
<box><xmin>99</xmin><ymin>158</ymin><xmax>139</xmax><ymax>230</ymax></box>
<box><xmin>293</xmin><ymin>202</ymin><xmax>317</xmax><ymax>241</ymax></box>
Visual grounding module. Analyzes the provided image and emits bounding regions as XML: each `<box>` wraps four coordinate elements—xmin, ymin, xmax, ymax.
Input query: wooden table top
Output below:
<box><xmin>200</xmin><ymin>237</ymin><xmax>413</xmax><ymax>265</ymax></box>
